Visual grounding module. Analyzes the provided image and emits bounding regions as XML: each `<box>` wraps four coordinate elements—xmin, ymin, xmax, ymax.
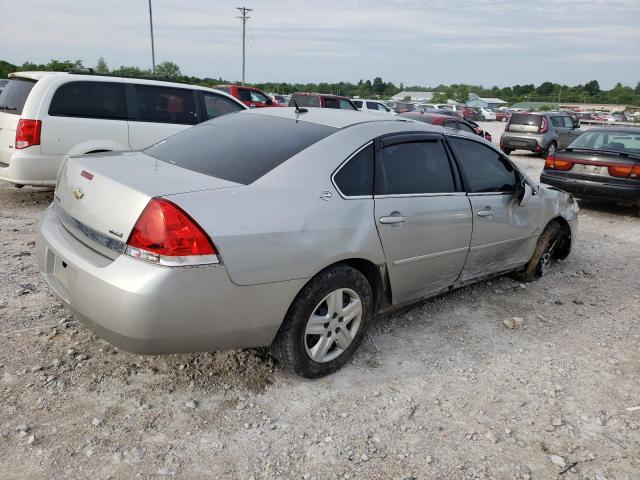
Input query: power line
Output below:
<box><xmin>236</xmin><ymin>6</ymin><xmax>252</xmax><ymax>85</ymax></box>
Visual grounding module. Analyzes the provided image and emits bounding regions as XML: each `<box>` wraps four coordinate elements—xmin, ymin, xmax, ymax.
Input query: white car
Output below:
<box><xmin>0</xmin><ymin>71</ymin><xmax>246</xmax><ymax>187</ymax></box>
<box><xmin>478</xmin><ymin>107</ymin><xmax>497</xmax><ymax>121</ymax></box>
<box><xmin>351</xmin><ymin>99</ymin><xmax>395</xmax><ymax>115</ymax></box>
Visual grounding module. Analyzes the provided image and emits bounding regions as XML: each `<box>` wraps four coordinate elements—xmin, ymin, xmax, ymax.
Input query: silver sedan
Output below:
<box><xmin>37</xmin><ymin>108</ymin><xmax>579</xmax><ymax>377</ymax></box>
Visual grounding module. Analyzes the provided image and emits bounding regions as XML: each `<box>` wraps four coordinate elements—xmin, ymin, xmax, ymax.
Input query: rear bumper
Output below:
<box><xmin>540</xmin><ymin>172</ymin><xmax>640</xmax><ymax>204</ymax></box>
<box><xmin>0</xmin><ymin>149</ymin><xmax>63</xmax><ymax>186</ymax></box>
<box><xmin>36</xmin><ymin>204</ymin><xmax>306</xmax><ymax>354</ymax></box>
<box><xmin>500</xmin><ymin>135</ymin><xmax>545</xmax><ymax>152</ymax></box>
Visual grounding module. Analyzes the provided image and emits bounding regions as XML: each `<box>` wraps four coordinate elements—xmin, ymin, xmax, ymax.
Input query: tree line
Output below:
<box><xmin>2</xmin><ymin>58</ymin><xmax>639</xmax><ymax>106</ymax></box>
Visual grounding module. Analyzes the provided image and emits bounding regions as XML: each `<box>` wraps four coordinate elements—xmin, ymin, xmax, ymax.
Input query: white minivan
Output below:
<box><xmin>0</xmin><ymin>72</ymin><xmax>246</xmax><ymax>186</ymax></box>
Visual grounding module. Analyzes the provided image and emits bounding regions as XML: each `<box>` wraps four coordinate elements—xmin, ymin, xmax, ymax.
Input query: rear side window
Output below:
<box><xmin>145</xmin><ymin>113</ymin><xmax>338</xmax><ymax>185</ymax></box>
<box><xmin>334</xmin><ymin>144</ymin><xmax>374</xmax><ymax>197</ymax></box>
<box><xmin>0</xmin><ymin>78</ymin><xmax>36</xmax><ymax>115</ymax></box>
<box><xmin>131</xmin><ymin>85</ymin><xmax>197</xmax><ymax>124</ymax></box>
<box><xmin>509</xmin><ymin>113</ymin><xmax>542</xmax><ymax>127</ymax></box>
<box><xmin>448</xmin><ymin>137</ymin><xmax>517</xmax><ymax>193</ymax></box>
<box><xmin>375</xmin><ymin>140</ymin><xmax>455</xmax><ymax>195</ymax></box>
<box><xmin>49</xmin><ymin>81</ymin><xmax>127</xmax><ymax>119</ymax></box>
<box><xmin>201</xmin><ymin>92</ymin><xmax>244</xmax><ymax>120</ymax></box>
<box><xmin>366</xmin><ymin>102</ymin><xmax>379</xmax><ymax>110</ymax></box>
<box><xmin>324</xmin><ymin>98</ymin><xmax>340</xmax><ymax>109</ymax></box>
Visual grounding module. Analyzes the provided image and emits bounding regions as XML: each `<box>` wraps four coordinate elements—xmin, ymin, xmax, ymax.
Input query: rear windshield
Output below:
<box><xmin>0</xmin><ymin>78</ymin><xmax>36</xmax><ymax>115</ymax></box>
<box><xmin>568</xmin><ymin>130</ymin><xmax>640</xmax><ymax>155</ymax></box>
<box><xmin>145</xmin><ymin>112</ymin><xmax>338</xmax><ymax>185</ymax></box>
<box><xmin>509</xmin><ymin>113</ymin><xmax>542</xmax><ymax>126</ymax></box>
<box><xmin>290</xmin><ymin>94</ymin><xmax>320</xmax><ymax>108</ymax></box>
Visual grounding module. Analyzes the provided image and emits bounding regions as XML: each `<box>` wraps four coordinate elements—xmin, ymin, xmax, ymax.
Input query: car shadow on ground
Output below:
<box><xmin>577</xmin><ymin>199</ymin><xmax>638</xmax><ymax>218</ymax></box>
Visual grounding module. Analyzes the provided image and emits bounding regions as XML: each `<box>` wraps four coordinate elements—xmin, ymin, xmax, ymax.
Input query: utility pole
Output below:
<box><xmin>236</xmin><ymin>7</ymin><xmax>252</xmax><ymax>85</ymax></box>
<box><xmin>148</xmin><ymin>0</ymin><xmax>156</xmax><ymax>73</ymax></box>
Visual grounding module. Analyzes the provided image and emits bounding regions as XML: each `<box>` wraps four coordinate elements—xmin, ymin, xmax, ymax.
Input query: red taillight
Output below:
<box><xmin>539</xmin><ymin>117</ymin><xmax>548</xmax><ymax>134</ymax></box>
<box><xmin>609</xmin><ymin>164</ymin><xmax>640</xmax><ymax>178</ymax></box>
<box><xmin>545</xmin><ymin>155</ymin><xmax>573</xmax><ymax>171</ymax></box>
<box><xmin>126</xmin><ymin>198</ymin><xmax>217</xmax><ymax>264</ymax></box>
<box><xmin>15</xmin><ymin>119</ymin><xmax>42</xmax><ymax>149</ymax></box>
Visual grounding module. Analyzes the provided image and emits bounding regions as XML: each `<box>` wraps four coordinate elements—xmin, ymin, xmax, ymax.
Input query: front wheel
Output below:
<box><xmin>513</xmin><ymin>221</ymin><xmax>562</xmax><ymax>282</ymax></box>
<box><xmin>272</xmin><ymin>265</ymin><xmax>373</xmax><ymax>378</ymax></box>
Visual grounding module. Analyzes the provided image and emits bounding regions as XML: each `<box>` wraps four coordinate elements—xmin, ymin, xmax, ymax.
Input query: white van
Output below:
<box><xmin>350</xmin><ymin>99</ymin><xmax>395</xmax><ymax>115</ymax></box>
<box><xmin>0</xmin><ymin>72</ymin><xmax>246</xmax><ymax>186</ymax></box>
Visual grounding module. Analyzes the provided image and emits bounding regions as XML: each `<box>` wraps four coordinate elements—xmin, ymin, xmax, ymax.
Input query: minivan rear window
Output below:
<box><xmin>509</xmin><ymin>113</ymin><xmax>542</xmax><ymax>126</ymax></box>
<box><xmin>0</xmin><ymin>78</ymin><xmax>36</xmax><ymax>115</ymax></box>
<box><xmin>145</xmin><ymin>112</ymin><xmax>338</xmax><ymax>185</ymax></box>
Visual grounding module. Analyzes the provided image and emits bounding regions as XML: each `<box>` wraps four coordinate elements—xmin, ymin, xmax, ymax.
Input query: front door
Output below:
<box><xmin>446</xmin><ymin>136</ymin><xmax>540</xmax><ymax>282</ymax></box>
<box><xmin>373</xmin><ymin>134</ymin><xmax>473</xmax><ymax>304</ymax></box>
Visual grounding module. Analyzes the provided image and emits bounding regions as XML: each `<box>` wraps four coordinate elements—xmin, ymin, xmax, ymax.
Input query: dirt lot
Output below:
<box><xmin>1</xmin><ymin>121</ymin><xmax>639</xmax><ymax>480</ymax></box>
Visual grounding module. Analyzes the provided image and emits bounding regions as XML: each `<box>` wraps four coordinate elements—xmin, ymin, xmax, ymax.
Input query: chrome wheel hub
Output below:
<box><xmin>304</xmin><ymin>288</ymin><xmax>362</xmax><ymax>363</ymax></box>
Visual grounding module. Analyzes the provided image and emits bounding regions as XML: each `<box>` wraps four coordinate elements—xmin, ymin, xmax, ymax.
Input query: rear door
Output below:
<box><xmin>550</xmin><ymin>115</ymin><xmax>569</xmax><ymax>147</ymax></box>
<box><xmin>0</xmin><ymin>78</ymin><xmax>37</xmax><ymax>164</ymax></box>
<box><xmin>447</xmin><ymin>136</ymin><xmax>540</xmax><ymax>281</ymax></box>
<box><xmin>373</xmin><ymin>134</ymin><xmax>473</xmax><ymax>303</ymax></box>
<box><xmin>126</xmin><ymin>84</ymin><xmax>198</xmax><ymax>149</ymax></box>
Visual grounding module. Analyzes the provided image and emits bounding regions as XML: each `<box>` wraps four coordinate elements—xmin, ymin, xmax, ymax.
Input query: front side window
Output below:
<box><xmin>237</xmin><ymin>88</ymin><xmax>252</xmax><ymax>102</ymax></box>
<box><xmin>334</xmin><ymin>144</ymin><xmax>374</xmax><ymax>197</ymax></box>
<box><xmin>457</xmin><ymin>122</ymin><xmax>477</xmax><ymax>134</ymax></box>
<box><xmin>339</xmin><ymin>99</ymin><xmax>355</xmax><ymax>110</ymax></box>
<box><xmin>562</xmin><ymin>116</ymin><xmax>574</xmax><ymax>128</ymax></box>
<box><xmin>249</xmin><ymin>90</ymin><xmax>269</xmax><ymax>103</ymax></box>
<box><xmin>202</xmin><ymin>93</ymin><xmax>244</xmax><ymax>120</ymax></box>
<box><xmin>131</xmin><ymin>85</ymin><xmax>197</xmax><ymax>124</ymax></box>
<box><xmin>353</xmin><ymin>100</ymin><xmax>363</xmax><ymax>109</ymax></box>
<box><xmin>49</xmin><ymin>81</ymin><xmax>126</xmax><ymax>119</ymax></box>
<box><xmin>550</xmin><ymin>116</ymin><xmax>564</xmax><ymax>127</ymax></box>
<box><xmin>448</xmin><ymin>137</ymin><xmax>517</xmax><ymax>193</ymax></box>
<box><xmin>375</xmin><ymin>140</ymin><xmax>455</xmax><ymax>195</ymax></box>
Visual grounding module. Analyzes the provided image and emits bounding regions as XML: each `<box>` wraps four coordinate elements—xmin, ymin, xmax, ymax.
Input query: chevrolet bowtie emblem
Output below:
<box><xmin>72</xmin><ymin>187</ymin><xmax>85</xmax><ymax>200</ymax></box>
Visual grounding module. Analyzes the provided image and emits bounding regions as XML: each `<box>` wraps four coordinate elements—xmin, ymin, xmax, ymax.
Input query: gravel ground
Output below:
<box><xmin>0</xmin><ymin>121</ymin><xmax>639</xmax><ymax>480</ymax></box>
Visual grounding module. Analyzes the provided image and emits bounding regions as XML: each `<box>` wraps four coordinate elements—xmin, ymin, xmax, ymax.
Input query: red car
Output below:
<box><xmin>288</xmin><ymin>93</ymin><xmax>357</xmax><ymax>110</ymax></box>
<box><xmin>495</xmin><ymin>110</ymin><xmax>512</xmax><ymax>122</ymax></box>
<box><xmin>214</xmin><ymin>85</ymin><xmax>281</xmax><ymax>108</ymax></box>
<box><xmin>399</xmin><ymin>112</ymin><xmax>492</xmax><ymax>142</ymax></box>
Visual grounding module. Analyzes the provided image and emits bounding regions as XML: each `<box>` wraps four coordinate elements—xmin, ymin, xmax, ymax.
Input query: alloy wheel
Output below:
<box><xmin>304</xmin><ymin>288</ymin><xmax>363</xmax><ymax>363</ymax></box>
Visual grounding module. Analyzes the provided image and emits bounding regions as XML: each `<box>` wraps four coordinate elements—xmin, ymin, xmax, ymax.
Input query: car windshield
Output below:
<box><xmin>509</xmin><ymin>113</ymin><xmax>542</xmax><ymax>126</ymax></box>
<box><xmin>0</xmin><ymin>78</ymin><xmax>37</xmax><ymax>115</ymax></box>
<box><xmin>145</xmin><ymin>112</ymin><xmax>338</xmax><ymax>185</ymax></box>
<box><xmin>568</xmin><ymin>130</ymin><xmax>640</xmax><ymax>155</ymax></box>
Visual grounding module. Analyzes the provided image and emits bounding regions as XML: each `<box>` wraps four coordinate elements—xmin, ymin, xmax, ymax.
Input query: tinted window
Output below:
<box><xmin>353</xmin><ymin>100</ymin><xmax>363</xmax><ymax>108</ymax></box>
<box><xmin>376</xmin><ymin>140</ymin><xmax>455</xmax><ymax>195</ymax></box>
<box><xmin>509</xmin><ymin>113</ymin><xmax>542</xmax><ymax>127</ymax></box>
<box><xmin>290</xmin><ymin>94</ymin><xmax>320</xmax><ymax>107</ymax></box>
<box><xmin>0</xmin><ymin>78</ymin><xmax>36</xmax><ymax>115</ymax></box>
<box><xmin>366</xmin><ymin>102</ymin><xmax>379</xmax><ymax>110</ymax></box>
<box><xmin>334</xmin><ymin>144</ymin><xmax>374</xmax><ymax>197</ymax></box>
<box><xmin>202</xmin><ymin>93</ymin><xmax>244</xmax><ymax>120</ymax></box>
<box><xmin>49</xmin><ymin>81</ymin><xmax>126</xmax><ymax>119</ymax></box>
<box><xmin>145</xmin><ymin>113</ymin><xmax>337</xmax><ymax>185</ymax></box>
<box><xmin>237</xmin><ymin>88</ymin><xmax>252</xmax><ymax>102</ymax></box>
<box><xmin>324</xmin><ymin>98</ymin><xmax>340</xmax><ymax>109</ymax></box>
<box><xmin>458</xmin><ymin>122</ymin><xmax>477</xmax><ymax>134</ymax></box>
<box><xmin>132</xmin><ymin>85</ymin><xmax>197</xmax><ymax>124</ymax></box>
<box><xmin>448</xmin><ymin>137</ymin><xmax>517</xmax><ymax>193</ymax></box>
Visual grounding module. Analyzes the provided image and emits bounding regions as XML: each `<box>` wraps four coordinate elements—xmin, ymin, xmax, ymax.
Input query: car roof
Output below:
<box><xmin>9</xmin><ymin>71</ymin><xmax>67</xmax><ymax>81</ymax></box>
<box><xmin>249</xmin><ymin>107</ymin><xmax>410</xmax><ymax>129</ymax></box>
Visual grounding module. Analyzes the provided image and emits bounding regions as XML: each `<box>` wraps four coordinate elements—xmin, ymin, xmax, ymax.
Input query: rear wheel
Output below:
<box><xmin>541</xmin><ymin>142</ymin><xmax>557</xmax><ymax>159</ymax></box>
<box><xmin>513</xmin><ymin>221</ymin><xmax>562</xmax><ymax>282</ymax></box>
<box><xmin>272</xmin><ymin>265</ymin><xmax>373</xmax><ymax>378</ymax></box>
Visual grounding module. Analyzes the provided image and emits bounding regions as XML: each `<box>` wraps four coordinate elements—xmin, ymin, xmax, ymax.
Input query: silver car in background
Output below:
<box><xmin>37</xmin><ymin>108</ymin><xmax>579</xmax><ymax>378</ymax></box>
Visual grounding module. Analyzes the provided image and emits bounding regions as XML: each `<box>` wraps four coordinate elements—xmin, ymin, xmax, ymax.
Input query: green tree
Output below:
<box><xmin>584</xmin><ymin>80</ymin><xmax>600</xmax><ymax>95</ymax></box>
<box><xmin>111</xmin><ymin>65</ymin><xmax>152</xmax><ymax>77</ymax></box>
<box><xmin>155</xmin><ymin>61</ymin><xmax>181</xmax><ymax>78</ymax></box>
<box><xmin>95</xmin><ymin>57</ymin><xmax>109</xmax><ymax>74</ymax></box>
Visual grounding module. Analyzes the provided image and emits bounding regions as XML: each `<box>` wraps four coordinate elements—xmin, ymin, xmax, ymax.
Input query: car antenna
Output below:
<box><xmin>292</xmin><ymin>98</ymin><xmax>307</xmax><ymax>114</ymax></box>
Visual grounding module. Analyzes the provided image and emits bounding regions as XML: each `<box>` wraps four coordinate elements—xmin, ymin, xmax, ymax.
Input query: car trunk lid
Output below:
<box><xmin>54</xmin><ymin>151</ymin><xmax>240</xmax><ymax>258</ymax></box>
<box><xmin>546</xmin><ymin>149</ymin><xmax>639</xmax><ymax>180</ymax></box>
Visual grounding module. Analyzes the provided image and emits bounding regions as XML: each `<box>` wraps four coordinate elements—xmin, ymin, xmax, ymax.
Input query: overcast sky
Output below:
<box><xmin>2</xmin><ymin>0</ymin><xmax>639</xmax><ymax>89</ymax></box>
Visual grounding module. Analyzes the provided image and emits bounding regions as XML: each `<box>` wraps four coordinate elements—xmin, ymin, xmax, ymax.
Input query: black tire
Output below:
<box><xmin>541</xmin><ymin>141</ymin><xmax>557</xmax><ymax>159</ymax></box>
<box><xmin>502</xmin><ymin>148</ymin><xmax>513</xmax><ymax>155</ymax></box>
<box><xmin>272</xmin><ymin>264</ymin><xmax>373</xmax><ymax>378</ymax></box>
<box><xmin>513</xmin><ymin>221</ymin><xmax>563</xmax><ymax>282</ymax></box>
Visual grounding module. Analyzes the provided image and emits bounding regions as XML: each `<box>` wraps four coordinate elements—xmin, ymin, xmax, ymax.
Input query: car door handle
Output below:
<box><xmin>477</xmin><ymin>209</ymin><xmax>494</xmax><ymax>218</ymax></box>
<box><xmin>379</xmin><ymin>214</ymin><xmax>407</xmax><ymax>225</ymax></box>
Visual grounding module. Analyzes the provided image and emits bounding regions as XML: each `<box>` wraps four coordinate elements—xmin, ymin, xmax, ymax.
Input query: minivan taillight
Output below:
<box><xmin>15</xmin><ymin>119</ymin><xmax>42</xmax><ymax>149</ymax></box>
<box><xmin>539</xmin><ymin>117</ymin><xmax>548</xmax><ymax>134</ymax></box>
<box><xmin>125</xmin><ymin>198</ymin><xmax>218</xmax><ymax>266</ymax></box>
